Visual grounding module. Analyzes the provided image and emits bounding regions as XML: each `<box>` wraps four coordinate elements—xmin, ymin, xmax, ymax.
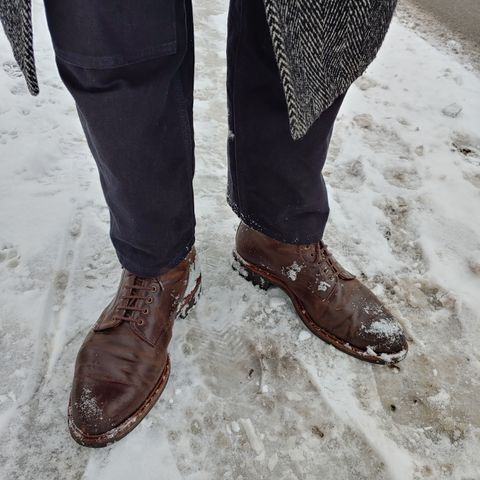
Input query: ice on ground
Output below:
<box><xmin>0</xmin><ymin>0</ymin><xmax>480</xmax><ymax>478</ymax></box>
<box><xmin>298</xmin><ymin>331</ymin><xmax>312</xmax><ymax>342</ymax></box>
<box><xmin>441</xmin><ymin>102</ymin><xmax>463</xmax><ymax>118</ymax></box>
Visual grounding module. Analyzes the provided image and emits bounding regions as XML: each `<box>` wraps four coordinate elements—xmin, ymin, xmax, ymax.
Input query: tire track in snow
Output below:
<box><xmin>19</xmin><ymin>206</ymin><xmax>83</xmax><ymax>405</ymax></box>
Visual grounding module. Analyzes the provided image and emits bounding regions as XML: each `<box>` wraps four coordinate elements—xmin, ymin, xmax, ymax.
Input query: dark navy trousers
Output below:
<box><xmin>44</xmin><ymin>0</ymin><xmax>344</xmax><ymax>277</ymax></box>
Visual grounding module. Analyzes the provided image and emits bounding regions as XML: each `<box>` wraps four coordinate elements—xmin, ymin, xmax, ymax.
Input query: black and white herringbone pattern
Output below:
<box><xmin>0</xmin><ymin>0</ymin><xmax>38</xmax><ymax>95</ymax></box>
<box><xmin>263</xmin><ymin>0</ymin><xmax>397</xmax><ymax>139</ymax></box>
<box><xmin>0</xmin><ymin>0</ymin><xmax>396</xmax><ymax>139</ymax></box>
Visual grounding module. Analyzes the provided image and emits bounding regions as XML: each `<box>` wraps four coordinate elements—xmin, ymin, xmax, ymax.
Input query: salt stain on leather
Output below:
<box><xmin>362</xmin><ymin>302</ymin><xmax>385</xmax><ymax>316</ymax></box>
<box><xmin>77</xmin><ymin>387</ymin><xmax>103</xmax><ymax>421</ymax></box>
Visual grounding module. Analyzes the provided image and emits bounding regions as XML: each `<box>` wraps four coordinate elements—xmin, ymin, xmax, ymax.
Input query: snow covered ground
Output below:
<box><xmin>1</xmin><ymin>0</ymin><xmax>480</xmax><ymax>478</ymax></box>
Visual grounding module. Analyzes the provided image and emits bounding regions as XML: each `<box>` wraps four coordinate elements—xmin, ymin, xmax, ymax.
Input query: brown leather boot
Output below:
<box><xmin>68</xmin><ymin>248</ymin><xmax>201</xmax><ymax>447</ymax></box>
<box><xmin>234</xmin><ymin>223</ymin><xmax>408</xmax><ymax>364</ymax></box>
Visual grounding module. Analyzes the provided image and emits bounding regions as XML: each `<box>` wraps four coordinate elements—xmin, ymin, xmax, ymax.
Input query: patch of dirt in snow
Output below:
<box><xmin>0</xmin><ymin>0</ymin><xmax>479</xmax><ymax>479</ymax></box>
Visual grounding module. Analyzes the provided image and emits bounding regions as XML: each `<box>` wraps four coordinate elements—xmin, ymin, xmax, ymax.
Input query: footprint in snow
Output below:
<box><xmin>378</xmin><ymin>196</ymin><xmax>427</xmax><ymax>274</ymax></box>
<box><xmin>0</xmin><ymin>243</ymin><xmax>21</xmax><ymax>269</ymax></box>
<box><xmin>2</xmin><ymin>60</ymin><xmax>22</xmax><ymax>79</ymax></box>
<box><xmin>325</xmin><ymin>157</ymin><xmax>366</xmax><ymax>192</ymax></box>
<box><xmin>354</xmin><ymin>75</ymin><xmax>379</xmax><ymax>91</ymax></box>
<box><xmin>382</xmin><ymin>165</ymin><xmax>422</xmax><ymax>190</ymax></box>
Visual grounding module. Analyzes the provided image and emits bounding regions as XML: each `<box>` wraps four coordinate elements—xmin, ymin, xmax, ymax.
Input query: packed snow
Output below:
<box><xmin>0</xmin><ymin>0</ymin><xmax>479</xmax><ymax>478</ymax></box>
<box><xmin>284</xmin><ymin>262</ymin><xmax>304</xmax><ymax>282</ymax></box>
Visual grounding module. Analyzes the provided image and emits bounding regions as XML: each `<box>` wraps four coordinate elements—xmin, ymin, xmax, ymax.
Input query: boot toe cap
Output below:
<box><xmin>360</xmin><ymin>317</ymin><xmax>408</xmax><ymax>360</ymax></box>
<box><xmin>69</xmin><ymin>381</ymin><xmax>140</xmax><ymax>438</ymax></box>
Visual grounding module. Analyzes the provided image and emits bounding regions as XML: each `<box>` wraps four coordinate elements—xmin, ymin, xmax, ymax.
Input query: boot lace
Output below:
<box><xmin>113</xmin><ymin>274</ymin><xmax>159</xmax><ymax>325</ymax></box>
<box><xmin>301</xmin><ymin>242</ymin><xmax>341</xmax><ymax>279</ymax></box>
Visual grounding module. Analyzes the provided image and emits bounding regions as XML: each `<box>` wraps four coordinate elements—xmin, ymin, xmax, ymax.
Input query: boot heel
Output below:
<box><xmin>232</xmin><ymin>251</ymin><xmax>273</xmax><ymax>291</ymax></box>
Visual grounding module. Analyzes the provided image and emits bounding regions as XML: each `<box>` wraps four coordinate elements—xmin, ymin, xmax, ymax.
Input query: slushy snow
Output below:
<box><xmin>0</xmin><ymin>0</ymin><xmax>479</xmax><ymax>478</ymax></box>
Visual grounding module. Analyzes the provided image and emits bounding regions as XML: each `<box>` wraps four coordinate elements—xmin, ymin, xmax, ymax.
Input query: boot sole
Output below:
<box><xmin>232</xmin><ymin>250</ymin><xmax>407</xmax><ymax>365</ymax></box>
<box><xmin>68</xmin><ymin>272</ymin><xmax>202</xmax><ymax>448</ymax></box>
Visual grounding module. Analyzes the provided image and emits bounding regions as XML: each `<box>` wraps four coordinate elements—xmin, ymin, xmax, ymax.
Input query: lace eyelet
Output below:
<box><xmin>146</xmin><ymin>296</ymin><xmax>153</xmax><ymax>304</ymax></box>
<box><xmin>143</xmin><ymin>308</ymin><xmax>150</xmax><ymax>315</ymax></box>
<box><xmin>151</xmin><ymin>285</ymin><xmax>158</xmax><ymax>293</ymax></box>
<box><xmin>137</xmin><ymin>318</ymin><xmax>145</xmax><ymax>326</ymax></box>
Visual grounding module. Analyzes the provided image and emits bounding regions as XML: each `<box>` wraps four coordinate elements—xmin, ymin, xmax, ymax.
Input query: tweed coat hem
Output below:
<box><xmin>0</xmin><ymin>0</ymin><xmax>397</xmax><ymax>140</ymax></box>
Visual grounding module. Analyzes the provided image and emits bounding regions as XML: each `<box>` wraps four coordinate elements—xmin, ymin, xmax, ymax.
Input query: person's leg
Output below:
<box><xmin>43</xmin><ymin>0</ymin><xmax>202</xmax><ymax>447</ymax></box>
<box><xmin>228</xmin><ymin>0</ymin><xmax>408</xmax><ymax>364</ymax></box>
<box><xmin>227</xmin><ymin>0</ymin><xmax>344</xmax><ymax>245</ymax></box>
<box><xmin>44</xmin><ymin>0</ymin><xmax>195</xmax><ymax>276</ymax></box>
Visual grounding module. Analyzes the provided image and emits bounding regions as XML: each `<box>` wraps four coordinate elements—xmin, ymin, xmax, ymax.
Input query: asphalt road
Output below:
<box><xmin>405</xmin><ymin>0</ymin><xmax>480</xmax><ymax>46</ymax></box>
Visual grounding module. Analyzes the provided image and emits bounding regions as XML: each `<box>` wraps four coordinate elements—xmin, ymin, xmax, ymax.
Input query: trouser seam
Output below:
<box><xmin>229</xmin><ymin>0</ymin><xmax>245</xmax><ymax>214</ymax></box>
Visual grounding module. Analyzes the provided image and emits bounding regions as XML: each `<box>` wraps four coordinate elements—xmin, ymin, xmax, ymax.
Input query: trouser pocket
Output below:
<box><xmin>44</xmin><ymin>0</ymin><xmax>177</xmax><ymax>68</ymax></box>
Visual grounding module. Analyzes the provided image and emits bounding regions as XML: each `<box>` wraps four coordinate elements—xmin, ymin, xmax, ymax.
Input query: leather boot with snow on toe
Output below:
<box><xmin>68</xmin><ymin>248</ymin><xmax>201</xmax><ymax>447</ymax></box>
<box><xmin>233</xmin><ymin>222</ymin><xmax>408</xmax><ymax>364</ymax></box>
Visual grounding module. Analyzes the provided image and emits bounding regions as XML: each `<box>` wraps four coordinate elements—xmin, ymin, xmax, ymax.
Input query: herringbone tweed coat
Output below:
<box><xmin>0</xmin><ymin>0</ymin><xmax>397</xmax><ymax>139</ymax></box>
